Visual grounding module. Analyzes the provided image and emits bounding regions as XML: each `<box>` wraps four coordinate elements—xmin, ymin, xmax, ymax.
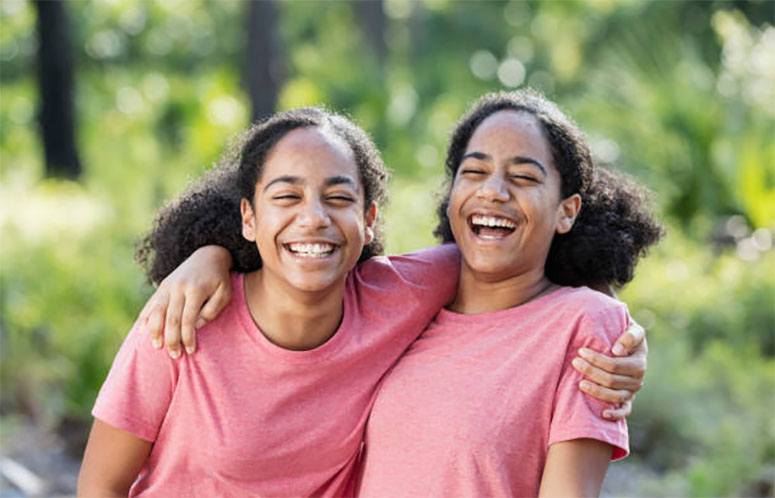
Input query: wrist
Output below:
<box><xmin>198</xmin><ymin>245</ymin><xmax>233</xmax><ymax>270</ymax></box>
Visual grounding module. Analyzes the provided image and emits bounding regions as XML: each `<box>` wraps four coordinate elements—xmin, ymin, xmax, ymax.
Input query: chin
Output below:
<box><xmin>286</xmin><ymin>274</ymin><xmax>341</xmax><ymax>293</ymax></box>
<box><xmin>465</xmin><ymin>256</ymin><xmax>514</xmax><ymax>277</ymax></box>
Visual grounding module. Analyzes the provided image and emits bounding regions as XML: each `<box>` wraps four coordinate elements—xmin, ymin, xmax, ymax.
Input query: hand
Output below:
<box><xmin>137</xmin><ymin>245</ymin><xmax>233</xmax><ymax>358</ymax></box>
<box><xmin>572</xmin><ymin>322</ymin><xmax>647</xmax><ymax>420</ymax></box>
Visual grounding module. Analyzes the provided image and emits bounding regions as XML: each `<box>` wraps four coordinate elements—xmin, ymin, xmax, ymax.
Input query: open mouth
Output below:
<box><xmin>468</xmin><ymin>214</ymin><xmax>517</xmax><ymax>240</ymax></box>
<box><xmin>284</xmin><ymin>242</ymin><xmax>337</xmax><ymax>258</ymax></box>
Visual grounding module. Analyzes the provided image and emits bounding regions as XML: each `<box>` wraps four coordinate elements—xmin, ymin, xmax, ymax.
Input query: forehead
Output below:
<box><xmin>466</xmin><ymin>110</ymin><xmax>553</xmax><ymax>164</ymax></box>
<box><xmin>262</xmin><ymin>126</ymin><xmax>360</xmax><ymax>185</ymax></box>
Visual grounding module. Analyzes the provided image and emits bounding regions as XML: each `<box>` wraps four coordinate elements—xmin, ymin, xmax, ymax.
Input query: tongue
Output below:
<box><xmin>477</xmin><ymin>226</ymin><xmax>512</xmax><ymax>238</ymax></box>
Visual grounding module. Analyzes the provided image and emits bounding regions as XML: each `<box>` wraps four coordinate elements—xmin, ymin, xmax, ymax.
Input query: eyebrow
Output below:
<box><xmin>263</xmin><ymin>174</ymin><xmax>358</xmax><ymax>192</ymax></box>
<box><xmin>461</xmin><ymin>151</ymin><xmax>547</xmax><ymax>176</ymax></box>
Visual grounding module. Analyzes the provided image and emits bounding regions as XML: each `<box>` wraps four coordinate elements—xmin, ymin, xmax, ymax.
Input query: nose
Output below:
<box><xmin>476</xmin><ymin>174</ymin><xmax>509</xmax><ymax>202</ymax></box>
<box><xmin>297</xmin><ymin>198</ymin><xmax>332</xmax><ymax>229</ymax></box>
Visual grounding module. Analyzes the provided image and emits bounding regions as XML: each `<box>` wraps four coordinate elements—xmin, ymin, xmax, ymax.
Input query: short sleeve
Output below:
<box><xmin>548</xmin><ymin>304</ymin><xmax>630</xmax><ymax>460</ymax></box>
<box><xmin>92</xmin><ymin>323</ymin><xmax>179</xmax><ymax>442</ymax></box>
<box><xmin>387</xmin><ymin>244</ymin><xmax>460</xmax><ymax>303</ymax></box>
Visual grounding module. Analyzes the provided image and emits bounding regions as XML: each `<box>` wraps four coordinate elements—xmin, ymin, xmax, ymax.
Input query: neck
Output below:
<box><xmin>449</xmin><ymin>263</ymin><xmax>556</xmax><ymax>314</ymax></box>
<box><xmin>243</xmin><ymin>271</ymin><xmax>346</xmax><ymax>351</ymax></box>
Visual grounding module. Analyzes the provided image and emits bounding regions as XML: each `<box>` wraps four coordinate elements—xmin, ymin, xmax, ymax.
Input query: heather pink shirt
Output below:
<box><xmin>357</xmin><ymin>286</ymin><xmax>630</xmax><ymax>497</ymax></box>
<box><xmin>92</xmin><ymin>245</ymin><xmax>459</xmax><ymax>497</ymax></box>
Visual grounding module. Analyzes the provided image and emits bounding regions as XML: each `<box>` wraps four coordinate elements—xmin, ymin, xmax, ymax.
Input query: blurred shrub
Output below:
<box><xmin>621</xmin><ymin>231</ymin><xmax>775</xmax><ymax>496</ymax></box>
<box><xmin>0</xmin><ymin>180</ymin><xmax>150</xmax><ymax>435</ymax></box>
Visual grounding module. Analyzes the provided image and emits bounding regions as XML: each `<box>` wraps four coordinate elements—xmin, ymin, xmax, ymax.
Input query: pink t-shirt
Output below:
<box><xmin>92</xmin><ymin>245</ymin><xmax>459</xmax><ymax>497</ymax></box>
<box><xmin>357</xmin><ymin>286</ymin><xmax>630</xmax><ymax>497</ymax></box>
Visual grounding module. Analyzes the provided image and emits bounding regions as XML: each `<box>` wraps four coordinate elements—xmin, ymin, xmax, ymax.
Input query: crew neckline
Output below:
<box><xmin>234</xmin><ymin>273</ymin><xmax>351</xmax><ymax>364</ymax></box>
<box><xmin>435</xmin><ymin>285</ymin><xmax>576</xmax><ymax>325</ymax></box>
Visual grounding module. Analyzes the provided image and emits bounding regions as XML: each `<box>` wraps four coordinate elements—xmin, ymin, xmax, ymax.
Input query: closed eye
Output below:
<box><xmin>326</xmin><ymin>195</ymin><xmax>355</xmax><ymax>202</ymax></box>
<box><xmin>272</xmin><ymin>194</ymin><xmax>301</xmax><ymax>201</ymax></box>
<box><xmin>461</xmin><ymin>169</ymin><xmax>486</xmax><ymax>176</ymax></box>
<box><xmin>510</xmin><ymin>175</ymin><xmax>539</xmax><ymax>183</ymax></box>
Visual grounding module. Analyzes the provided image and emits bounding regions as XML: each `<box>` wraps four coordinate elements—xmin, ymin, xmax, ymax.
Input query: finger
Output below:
<box><xmin>612</xmin><ymin>322</ymin><xmax>645</xmax><ymax>356</ymax></box>
<box><xmin>571</xmin><ymin>357</ymin><xmax>644</xmax><ymax>391</ymax></box>
<box><xmin>579</xmin><ymin>381</ymin><xmax>633</xmax><ymax>405</ymax></box>
<box><xmin>603</xmin><ymin>398</ymin><xmax>633</xmax><ymax>420</ymax></box>
<box><xmin>144</xmin><ymin>295</ymin><xmax>168</xmax><ymax>349</ymax></box>
<box><xmin>578</xmin><ymin>348</ymin><xmax>645</xmax><ymax>378</ymax></box>
<box><xmin>164</xmin><ymin>290</ymin><xmax>185</xmax><ymax>359</ymax></box>
<box><xmin>181</xmin><ymin>289</ymin><xmax>207</xmax><ymax>355</ymax></box>
<box><xmin>137</xmin><ymin>290</ymin><xmax>157</xmax><ymax>324</ymax></box>
<box><xmin>197</xmin><ymin>283</ymin><xmax>232</xmax><ymax>325</ymax></box>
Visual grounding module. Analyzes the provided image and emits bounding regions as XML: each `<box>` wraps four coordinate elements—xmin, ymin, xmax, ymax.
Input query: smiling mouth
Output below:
<box><xmin>468</xmin><ymin>214</ymin><xmax>517</xmax><ymax>240</ymax></box>
<box><xmin>284</xmin><ymin>242</ymin><xmax>337</xmax><ymax>258</ymax></box>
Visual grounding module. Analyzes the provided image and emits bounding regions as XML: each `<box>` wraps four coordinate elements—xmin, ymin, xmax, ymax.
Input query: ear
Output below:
<box><xmin>241</xmin><ymin>198</ymin><xmax>257</xmax><ymax>242</ymax></box>
<box><xmin>364</xmin><ymin>201</ymin><xmax>378</xmax><ymax>245</ymax></box>
<box><xmin>555</xmin><ymin>193</ymin><xmax>581</xmax><ymax>235</ymax></box>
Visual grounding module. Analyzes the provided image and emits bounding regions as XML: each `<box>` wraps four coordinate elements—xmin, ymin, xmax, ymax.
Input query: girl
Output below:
<box><xmin>79</xmin><ymin>108</ymin><xmax>462</xmax><ymax>497</ymax></box>
<box><xmin>356</xmin><ymin>91</ymin><xmax>662</xmax><ymax>496</ymax></box>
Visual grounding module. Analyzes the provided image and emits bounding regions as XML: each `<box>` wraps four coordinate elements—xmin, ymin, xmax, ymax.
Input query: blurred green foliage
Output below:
<box><xmin>1</xmin><ymin>0</ymin><xmax>773</xmax><ymax>496</ymax></box>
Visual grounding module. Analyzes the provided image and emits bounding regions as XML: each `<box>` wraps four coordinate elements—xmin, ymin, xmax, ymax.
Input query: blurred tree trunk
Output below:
<box><xmin>33</xmin><ymin>0</ymin><xmax>81</xmax><ymax>179</ymax></box>
<box><xmin>245</xmin><ymin>0</ymin><xmax>284</xmax><ymax>123</ymax></box>
<box><xmin>352</xmin><ymin>0</ymin><xmax>387</xmax><ymax>65</ymax></box>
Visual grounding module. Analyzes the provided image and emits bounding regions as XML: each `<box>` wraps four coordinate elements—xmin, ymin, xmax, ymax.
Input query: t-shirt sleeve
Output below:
<box><xmin>548</xmin><ymin>303</ymin><xmax>630</xmax><ymax>460</ymax></box>
<box><xmin>92</xmin><ymin>323</ymin><xmax>179</xmax><ymax>442</ymax></box>
<box><xmin>387</xmin><ymin>243</ymin><xmax>460</xmax><ymax>305</ymax></box>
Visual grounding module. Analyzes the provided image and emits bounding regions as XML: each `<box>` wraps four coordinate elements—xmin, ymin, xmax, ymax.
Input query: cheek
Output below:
<box><xmin>447</xmin><ymin>183</ymin><xmax>467</xmax><ymax>216</ymax></box>
<box><xmin>520</xmin><ymin>190</ymin><xmax>556</xmax><ymax>222</ymax></box>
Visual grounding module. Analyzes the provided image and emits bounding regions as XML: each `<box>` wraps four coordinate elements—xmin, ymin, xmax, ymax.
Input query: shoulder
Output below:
<box><xmin>558</xmin><ymin>286</ymin><xmax>625</xmax><ymax>315</ymax></box>
<box><xmin>186</xmin><ymin>272</ymin><xmax>246</xmax><ymax>351</ymax></box>
<box><xmin>353</xmin><ymin>244</ymin><xmax>460</xmax><ymax>286</ymax></box>
<box><xmin>553</xmin><ymin>286</ymin><xmax>629</xmax><ymax>346</ymax></box>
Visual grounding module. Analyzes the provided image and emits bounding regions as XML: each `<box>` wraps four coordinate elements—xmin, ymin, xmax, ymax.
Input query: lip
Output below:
<box><xmin>282</xmin><ymin>238</ymin><xmax>342</xmax><ymax>246</ymax></box>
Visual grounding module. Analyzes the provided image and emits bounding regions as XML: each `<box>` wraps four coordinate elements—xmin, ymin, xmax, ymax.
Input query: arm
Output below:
<box><xmin>571</xmin><ymin>321</ymin><xmax>647</xmax><ymax>419</ymax></box>
<box><xmin>135</xmin><ymin>163</ymin><xmax>256</xmax><ymax>357</ymax></box>
<box><xmin>77</xmin><ymin>420</ymin><xmax>152</xmax><ymax>497</ymax></box>
<box><xmin>538</xmin><ymin>439</ymin><xmax>612</xmax><ymax>497</ymax></box>
<box><xmin>138</xmin><ymin>245</ymin><xmax>233</xmax><ymax>357</ymax></box>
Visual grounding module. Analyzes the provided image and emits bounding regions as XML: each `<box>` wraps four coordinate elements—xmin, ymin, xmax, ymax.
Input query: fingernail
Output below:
<box><xmin>152</xmin><ymin>338</ymin><xmax>162</xmax><ymax>349</ymax></box>
<box><xmin>612</xmin><ymin>343</ymin><xmax>625</xmax><ymax>356</ymax></box>
<box><xmin>169</xmin><ymin>349</ymin><xmax>180</xmax><ymax>359</ymax></box>
<box><xmin>602</xmin><ymin>411</ymin><xmax>613</xmax><ymax>419</ymax></box>
<box><xmin>185</xmin><ymin>346</ymin><xmax>195</xmax><ymax>355</ymax></box>
<box><xmin>579</xmin><ymin>380</ymin><xmax>591</xmax><ymax>391</ymax></box>
<box><xmin>195</xmin><ymin>318</ymin><xmax>206</xmax><ymax>329</ymax></box>
<box><xmin>571</xmin><ymin>358</ymin><xmax>584</xmax><ymax>369</ymax></box>
<box><xmin>578</xmin><ymin>348</ymin><xmax>592</xmax><ymax>359</ymax></box>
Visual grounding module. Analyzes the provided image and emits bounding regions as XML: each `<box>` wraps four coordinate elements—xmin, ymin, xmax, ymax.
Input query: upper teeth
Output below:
<box><xmin>471</xmin><ymin>215</ymin><xmax>516</xmax><ymax>229</ymax></box>
<box><xmin>288</xmin><ymin>243</ymin><xmax>335</xmax><ymax>255</ymax></box>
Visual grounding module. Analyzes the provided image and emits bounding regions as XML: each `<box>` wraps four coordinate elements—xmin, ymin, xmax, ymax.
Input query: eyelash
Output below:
<box><xmin>272</xmin><ymin>194</ymin><xmax>354</xmax><ymax>203</ymax></box>
<box><xmin>511</xmin><ymin>175</ymin><xmax>538</xmax><ymax>182</ymax></box>
<box><xmin>461</xmin><ymin>170</ymin><xmax>536</xmax><ymax>183</ymax></box>
<box><xmin>326</xmin><ymin>195</ymin><xmax>354</xmax><ymax>203</ymax></box>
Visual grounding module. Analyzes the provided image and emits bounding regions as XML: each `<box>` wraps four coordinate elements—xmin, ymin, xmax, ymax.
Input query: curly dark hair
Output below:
<box><xmin>136</xmin><ymin>107</ymin><xmax>390</xmax><ymax>285</ymax></box>
<box><xmin>434</xmin><ymin>90</ymin><xmax>663</xmax><ymax>288</ymax></box>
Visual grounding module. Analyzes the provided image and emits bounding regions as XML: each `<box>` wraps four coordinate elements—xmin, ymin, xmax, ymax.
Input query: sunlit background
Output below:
<box><xmin>1</xmin><ymin>0</ymin><xmax>773</xmax><ymax>496</ymax></box>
